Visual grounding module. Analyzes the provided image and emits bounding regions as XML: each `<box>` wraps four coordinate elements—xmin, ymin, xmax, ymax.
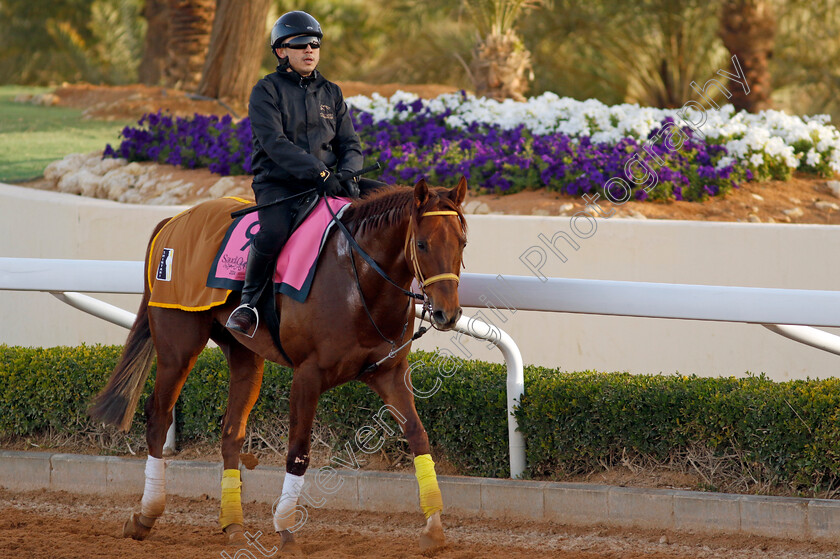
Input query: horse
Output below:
<box><xmin>89</xmin><ymin>177</ymin><xmax>468</xmax><ymax>553</ymax></box>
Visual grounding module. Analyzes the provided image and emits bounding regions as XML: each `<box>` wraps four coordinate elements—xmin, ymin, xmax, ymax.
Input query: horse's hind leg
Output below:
<box><xmin>364</xmin><ymin>361</ymin><xmax>445</xmax><ymax>551</ymax></box>
<box><xmin>215</xmin><ymin>332</ymin><xmax>265</xmax><ymax>544</ymax></box>
<box><xmin>124</xmin><ymin>308</ymin><xmax>212</xmax><ymax>540</ymax></box>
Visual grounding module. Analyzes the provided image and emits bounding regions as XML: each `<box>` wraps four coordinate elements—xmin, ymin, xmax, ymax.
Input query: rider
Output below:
<box><xmin>226</xmin><ymin>10</ymin><xmax>380</xmax><ymax>335</ymax></box>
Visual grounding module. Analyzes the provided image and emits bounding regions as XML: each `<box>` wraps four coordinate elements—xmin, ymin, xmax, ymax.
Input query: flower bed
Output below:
<box><xmin>104</xmin><ymin>112</ymin><xmax>253</xmax><ymax>176</ymax></box>
<box><xmin>105</xmin><ymin>91</ymin><xmax>840</xmax><ymax>202</ymax></box>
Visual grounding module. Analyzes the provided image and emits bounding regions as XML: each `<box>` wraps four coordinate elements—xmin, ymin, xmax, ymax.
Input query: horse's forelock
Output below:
<box><xmin>419</xmin><ymin>187</ymin><xmax>467</xmax><ymax>234</ymax></box>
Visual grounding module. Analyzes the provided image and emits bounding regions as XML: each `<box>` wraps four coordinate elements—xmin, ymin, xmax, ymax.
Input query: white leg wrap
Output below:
<box><xmin>140</xmin><ymin>455</ymin><xmax>166</xmax><ymax>519</ymax></box>
<box><xmin>272</xmin><ymin>473</ymin><xmax>304</xmax><ymax>532</ymax></box>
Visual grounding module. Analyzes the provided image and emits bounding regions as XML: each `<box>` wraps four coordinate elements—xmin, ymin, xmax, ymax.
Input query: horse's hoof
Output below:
<box><xmin>224</xmin><ymin>523</ymin><xmax>247</xmax><ymax>545</ymax></box>
<box><xmin>123</xmin><ymin>512</ymin><xmax>155</xmax><ymax>540</ymax></box>
<box><xmin>419</xmin><ymin>512</ymin><xmax>445</xmax><ymax>551</ymax></box>
<box><xmin>278</xmin><ymin>529</ymin><xmax>304</xmax><ymax>556</ymax></box>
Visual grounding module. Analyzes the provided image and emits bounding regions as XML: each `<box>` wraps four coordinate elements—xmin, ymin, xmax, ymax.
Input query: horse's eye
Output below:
<box><xmin>416</xmin><ymin>240</ymin><xmax>428</xmax><ymax>251</ymax></box>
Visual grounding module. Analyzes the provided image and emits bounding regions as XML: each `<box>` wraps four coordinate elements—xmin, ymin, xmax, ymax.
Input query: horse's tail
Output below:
<box><xmin>88</xmin><ymin>218</ymin><xmax>168</xmax><ymax>432</ymax></box>
<box><xmin>88</xmin><ymin>291</ymin><xmax>154</xmax><ymax>431</ymax></box>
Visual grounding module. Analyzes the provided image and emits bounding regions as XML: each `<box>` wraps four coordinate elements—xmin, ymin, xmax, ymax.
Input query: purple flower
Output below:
<box><xmin>102</xmin><ymin>110</ymin><xmax>747</xmax><ymax>201</ymax></box>
<box><xmin>673</xmin><ymin>186</ymin><xmax>683</xmax><ymax>200</ymax></box>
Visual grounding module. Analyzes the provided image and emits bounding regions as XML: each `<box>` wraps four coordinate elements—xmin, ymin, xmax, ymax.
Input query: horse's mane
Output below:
<box><xmin>342</xmin><ymin>184</ymin><xmax>465</xmax><ymax>236</ymax></box>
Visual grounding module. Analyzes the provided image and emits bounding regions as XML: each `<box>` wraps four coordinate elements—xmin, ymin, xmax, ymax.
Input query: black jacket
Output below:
<box><xmin>249</xmin><ymin>66</ymin><xmax>363</xmax><ymax>190</ymax></box>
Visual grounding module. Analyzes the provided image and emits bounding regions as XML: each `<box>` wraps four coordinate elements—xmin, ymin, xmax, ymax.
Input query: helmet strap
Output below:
<box><xmin>274</xmin><ymin>52</ymin><xmax>290</xmax><ymax>71</ymax></box>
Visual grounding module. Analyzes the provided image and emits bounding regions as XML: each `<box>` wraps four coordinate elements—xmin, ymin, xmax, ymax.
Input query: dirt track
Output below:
<box><xmin>1</xmin><ymin>488</ymin><xmax>838</xmax><ymax>559</ymax></box>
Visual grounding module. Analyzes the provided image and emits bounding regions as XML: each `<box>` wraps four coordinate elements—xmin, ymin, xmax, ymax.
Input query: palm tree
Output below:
<box><xmin>197</xmin><ymin>0</ymin><xmax>272</xmax><ymax>109</ymax></box>
<box><xmin>465</xmin><ymin>0</ymin><xmax>540</xmax><ymax>101</ymax></box>
<box><xmin>138</xmin><ymin>0</ymin><xmax>168</xmax><ymax>85</ymax></box>
<box><xmin>525</xmin><ymin>0</ymin><xmax>730</xmax><ymax>109</ymax></box>
<box><xmin>718</xmin><ymin>0</ymin><xmax>776</xmax><ymax>112</ymax></box>
<box><xmin>163</xmin><ymin>0</ymin><xmax>216</xmax><ymax>90</ymax></box>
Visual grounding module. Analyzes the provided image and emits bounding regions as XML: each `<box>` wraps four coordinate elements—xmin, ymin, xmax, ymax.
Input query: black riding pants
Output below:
<box><xmin>251</xmin><ymin>177</ymin><xmax>387</xmax><ymax>255</ymax></box>
<box><xmin>252</xmin><ymin>186</ymin><xmax>298</xmax><ymax>256</ymax></box>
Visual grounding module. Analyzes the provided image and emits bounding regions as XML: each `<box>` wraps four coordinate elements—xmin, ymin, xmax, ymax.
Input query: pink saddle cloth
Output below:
<box><xmin>208</xmin><ymin>197</ymin><xmax>351</xmax><ymax>302</ymax></box>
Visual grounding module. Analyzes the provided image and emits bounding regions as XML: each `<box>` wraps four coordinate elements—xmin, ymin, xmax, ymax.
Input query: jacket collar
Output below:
<box><xmin>277</xmin><ymin>65</ymin><xmax>323</xmax><ymax>88</ymax></box>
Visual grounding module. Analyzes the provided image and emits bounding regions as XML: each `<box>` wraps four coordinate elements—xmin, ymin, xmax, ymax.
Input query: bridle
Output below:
<box><xmin>405</xmin><ymin>209</ymin><xmax>462</xmax><ymax>293</ymax></box>
<box><xmin>324</xmin><ymin>198</ymin><xmax>464</xmax><ymax>375</ymax></box>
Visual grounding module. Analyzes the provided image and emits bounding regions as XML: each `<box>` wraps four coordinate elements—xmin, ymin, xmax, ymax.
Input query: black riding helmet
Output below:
<box><xmin>270</xmin><ymin>11</ymin><xmax>322</xmax><ymax>50</ymax></box>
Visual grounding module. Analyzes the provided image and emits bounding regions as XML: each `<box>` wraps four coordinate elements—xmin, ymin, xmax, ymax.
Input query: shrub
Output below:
<box><xmin>4</xmin><ymin>344</ymin><xmax>840</xmax><ymax>494</ymax></box>
<box><xmin>517</xmin><ymin>369</ymin><xmax>840</xmax><ymax>492</ymax></box>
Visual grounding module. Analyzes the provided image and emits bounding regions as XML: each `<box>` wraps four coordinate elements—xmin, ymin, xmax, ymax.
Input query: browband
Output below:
<box><xmin>422</xmin><ymin>210</ymin><xmax>459</xmax><ymax>217</ymax></box>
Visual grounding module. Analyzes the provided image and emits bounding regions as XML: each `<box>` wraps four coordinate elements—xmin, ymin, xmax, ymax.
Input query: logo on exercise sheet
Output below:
<box><xmin>320</xmin><ymin>104</ymin><xmax>334</xmax><ymax>120</ymax></box>
<box><xmin>156</xmin><ymin>248</ymin><xmax>174</xmax><ymax>281</ymax></box>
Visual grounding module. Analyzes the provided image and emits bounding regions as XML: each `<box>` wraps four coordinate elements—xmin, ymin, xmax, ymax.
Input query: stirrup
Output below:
<box><xmin>226</xmin><ymin>304</ymin><xmax>259</xmax><ymax>338</ymax></box>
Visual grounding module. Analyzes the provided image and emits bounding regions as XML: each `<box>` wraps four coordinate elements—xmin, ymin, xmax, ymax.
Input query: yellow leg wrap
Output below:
<box><xmin>414</xmin><ymin>454</ymin><xmax>443</xmax><ymax>518</ymax></box>
<box><xmin>219</xmin><ymin>469</ymin><xmax>244</xmax><ymax>529</ymax></box>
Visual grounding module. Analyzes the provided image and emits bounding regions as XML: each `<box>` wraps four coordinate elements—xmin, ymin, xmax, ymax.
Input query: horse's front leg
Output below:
<box><xmin>272</xmin><ymin>363</ymin><xmax>321</xmax><ymax>554</ymax></box>
<box><xmin>365</xmin><ymin>360</ymin><xmax>445</xmax><ymax>551</ymax></box>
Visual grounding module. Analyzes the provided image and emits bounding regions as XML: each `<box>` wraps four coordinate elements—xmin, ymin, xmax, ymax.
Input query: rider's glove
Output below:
<box><xmin>316</xmin><ymin>169</ymin><xmax>343</xmax><ymax>197</ymax></box>
<box><xmin>338</xmin><ymin>172</ymin><xmax>361</xmax><ymax>198</ymax></box>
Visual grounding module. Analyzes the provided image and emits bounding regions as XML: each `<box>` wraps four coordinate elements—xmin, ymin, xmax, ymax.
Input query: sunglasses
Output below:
<box><xmin>280</xmin><ymin>36</ymin><xmax>321</xmax><ymax>50</ymax></box>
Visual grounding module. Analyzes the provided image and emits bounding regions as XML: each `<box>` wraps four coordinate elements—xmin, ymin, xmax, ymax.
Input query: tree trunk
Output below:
<box><xmin>138</xmin><ymin>0</ymin><xmax>170</xmax><ymax>85</ymax></box>
<box><xmin>163</xmin><ymin>0</ymin><xmax>216</xmax><ymax>91</ymax></box>
<box><xmin>197</xmin><ymin>0</ymin><xmax>272</xmax><ymax>108</ymax></box>
<box><xmin>469</xmin><ymin>29</ymin><xmax>533</xmax><ymax>102</ymax></box>
<box><xmin>719</xmin><ymin>0</ymin><xmax>775</xmax><ymax>112</ymax></box>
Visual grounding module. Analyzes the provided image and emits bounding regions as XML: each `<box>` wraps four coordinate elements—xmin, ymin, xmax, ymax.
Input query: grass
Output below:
<box><xmin>0</xmin><ymin>85</ymin><xmax>133</xmax><ymax>182</ymax></box>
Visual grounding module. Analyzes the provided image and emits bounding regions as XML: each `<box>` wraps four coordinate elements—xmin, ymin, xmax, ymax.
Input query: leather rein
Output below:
<box><xmin>323</xmin><ymin>197</ymin><xmax>462</xmax><ymax>375</ymax></box>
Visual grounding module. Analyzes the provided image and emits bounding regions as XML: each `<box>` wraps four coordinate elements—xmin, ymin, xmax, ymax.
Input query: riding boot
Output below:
<box><xmin>225</xmin><ymin>244</ymin><xmax>276</xmax><ymax>336</ymax></box>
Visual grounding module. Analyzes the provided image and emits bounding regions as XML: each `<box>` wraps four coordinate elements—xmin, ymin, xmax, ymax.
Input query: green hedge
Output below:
<box><xmin>517</xmin><ymin>369</ymin><xmax>840</xmax><ymax>491</ymax></box>
<box><xmin>175</xmin><ymin>348</ymin><xmax>510</xmax><ymax>477</ymax></box>
<box><xmin>3</xmin><ymin>345</ymin><xmax>840</xmax><ymax>493</ymax></box>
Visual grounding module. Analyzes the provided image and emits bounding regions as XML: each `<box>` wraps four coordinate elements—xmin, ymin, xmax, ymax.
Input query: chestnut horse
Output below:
<box><xmin>90</xmin><ymin>178</ymin><xmax>467</xmax><ymax>552</ymax></box>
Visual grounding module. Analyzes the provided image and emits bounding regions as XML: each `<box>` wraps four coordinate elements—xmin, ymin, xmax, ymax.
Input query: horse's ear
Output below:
<box><xmin>450</xmin><ymin>176</ymin><xmax>468</xmax><ymax>206</ymax></box>
<box><xmin>414</xmin><ymin>178</ymin><xmax>430</xmax><ymax>207</ymax></box>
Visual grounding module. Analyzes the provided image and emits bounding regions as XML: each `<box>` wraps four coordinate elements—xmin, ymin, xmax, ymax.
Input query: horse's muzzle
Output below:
<box><xmin>431</xmin><ymin>307</ymin><xmax>462</xmax><ymax>330</ymax></box>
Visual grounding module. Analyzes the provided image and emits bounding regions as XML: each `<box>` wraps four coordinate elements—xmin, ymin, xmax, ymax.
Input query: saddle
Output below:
<box><xmin>147</xmin><ymin>195</ymin><xmax>351</xmax><ymax>312</ymax></box>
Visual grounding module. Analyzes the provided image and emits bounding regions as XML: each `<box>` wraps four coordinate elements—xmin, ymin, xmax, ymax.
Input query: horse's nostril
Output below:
<box><xmin>432</xmin><ymin>310</ymin><xmax>447</xmax><ymax>324</ymax></box>
<box><xmin>456</xmin><ymin>308</ymin><xmax>463</xmax><ymax>322</ymax></box>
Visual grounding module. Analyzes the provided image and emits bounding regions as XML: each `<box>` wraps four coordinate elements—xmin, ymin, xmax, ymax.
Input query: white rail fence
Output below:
<box><xmin>4</xmin><ymin>257</ymin><xmax>840</xmax><ymax>478</ymax></box>
<box><xmin>0</xmin><ymin>258</ymin><xmax>526</xmax><ymax>475</ymax></box>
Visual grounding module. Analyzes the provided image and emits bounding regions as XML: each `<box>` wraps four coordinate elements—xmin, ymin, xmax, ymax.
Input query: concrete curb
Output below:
<box><xmin>1</xmin><ymin>450</ymin><xmax>838</xmax><ymax>542</ymax></box>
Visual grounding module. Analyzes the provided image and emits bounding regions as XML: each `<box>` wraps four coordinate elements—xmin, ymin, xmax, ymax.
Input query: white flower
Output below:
<box><xmin>444</xmin><ymin>115</ymin><xmax>465</xmax><ymax>129</ymax></box>
<box><xmin>817</xmin><ymin>139</ymin><xmax>834</xmax><ymax>153</ymax></box>
<box><xmin>715</xmin><ymin>156</ymin><xmax>734</xmax><ymax>170</ymax></box>
<box><xmin>345</xmin><ymin>90</ymin><xmax>840</xmax><ymax>174</ymax></box>
<box><xmin>830</xmin><ymin>150</ymin><xmax>840</xmax><ymax>174</ymax></box>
